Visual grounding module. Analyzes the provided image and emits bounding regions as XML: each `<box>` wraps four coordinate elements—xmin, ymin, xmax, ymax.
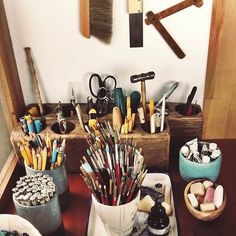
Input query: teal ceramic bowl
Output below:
<box><xmin>179</xmin><ymin>142</ymin><xmax>222</xmax><ymax>182</ymax></box>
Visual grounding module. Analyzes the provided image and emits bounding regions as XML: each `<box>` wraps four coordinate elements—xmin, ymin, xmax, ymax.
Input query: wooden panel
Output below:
<box><xmin>0</xmin><ymin>0</ymin><xmax>25</xmax><ymax>211</ymax></box>
<box><xmin>0</xmin><ymin>0</ymin><xmax>25</xmax><ymax>125</ymax></box>
<box><xmin>203</xmin><ymin>0</ymin><xmax>236</xmax><ymax>139</ymax></box>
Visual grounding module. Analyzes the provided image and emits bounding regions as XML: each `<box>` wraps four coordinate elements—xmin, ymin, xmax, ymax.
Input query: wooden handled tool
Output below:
<box><xmin>145</xmin><ymin>0</ymin><xmax>204</xmax><ymax>25</ymax></box>
<box><xmin>130</xmin><ymin>72</ymin><xmax>155</xmax><ymax>115</ymax></box>
<box><xmin>80</xmin><ymin>0</ymin><xmax>90</xmax><ymax>38</ymax></box>
<box><xmin>146</xmin><ymin>11</ymin><xmax>185</xmax><ymax>59</ymax></box>
<box><xmin>112</xmin><ymin>107</ymin><xmax>123</xmax><ymax>131</ymax></box>
<box><xmin>75</xmin><ymin>103</ymin><xmax>85</xmax><ymax>131</ymax></box>
<box><xmin>80</xmin><ymin>0</ymin><xmax>113</xmax><ymax>44</ymax></box>
<box><xmin>25</xmin><ymin>47</ymin><xmax>44</xmax><ymax>115</ymax></box>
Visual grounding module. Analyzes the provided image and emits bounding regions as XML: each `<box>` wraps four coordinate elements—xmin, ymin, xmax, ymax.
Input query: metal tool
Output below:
<box><xmin>70</xmin><ymin>86</ymin><xmax>76</xmax><ymax>107</ymax></box>
<box><xmin>128</xmin><ymin>0</ymin><xmax>143</xmax><ymax>47</ymax></box>
<box><xmin>130</xmin><ymin>71</ymin><xmax>155</xmax><ymax>115</ymax></box>
<box><xmin>155</xmin><ymin>81</ymin><xmax>179</xmax><ymax>107</ymax></box>
<box><xmin>89</xmin><ymin>73</ymin><xmax>117</xmax><ymax>116</ymax></box>
<box><xmin>55</xmin><ymin>102</ymin><xmax>67</xmax><ymax>134</ymax></box>
<box><xmin>145</xmin><ymin>0</ymin><xmax>203</xmax><ymax>24</ymax></box>
<box><xmin>146</xmin><ymin>11</ymin><xmax>185</xmax><ymax>59</ymax></box>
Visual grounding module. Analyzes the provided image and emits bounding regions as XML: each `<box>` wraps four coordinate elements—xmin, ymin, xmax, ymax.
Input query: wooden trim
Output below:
<box><xmin>0</xmin><ymin>152</ymin><xmax>17</xmax><ymax>198</ymax></box>
<box><xmin>0</xmin><ymin>153</ymin><xmax>22</xmax><ymax>212</ymax></box>
<box><xmin>203</xmin><ymin>0</ymin><xmax>226</xmax><ymax>138</ymax></box>
<box><xmin>203</xmin><ymin>0</ymin><xmax>226</xmax><ymax>101</ymax></box>
<box><xmin>0</xmin><ymin>0</ymin><xmax>25</xmax><ymax>125</ymax></box>
<box><xmin>0</xmin><ymin>0</ymin><xmax>26</xmax><ymax>211</ymax></box>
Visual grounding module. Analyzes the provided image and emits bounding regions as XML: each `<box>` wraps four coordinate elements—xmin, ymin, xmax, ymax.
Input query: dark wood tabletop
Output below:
<box><xmin>168</xmin><ymin>139</ymin><xmax>236</xmax><ymax>236</ymax></box>
<box><xmin>5</xmin><ymin>139</ymin><xmax>236</xmax><ymax>236</ymax></box>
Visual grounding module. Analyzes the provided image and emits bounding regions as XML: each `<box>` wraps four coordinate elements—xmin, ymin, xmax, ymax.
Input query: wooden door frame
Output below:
<box><xmin>203</xmin><ymin>0</ymin><xmax>226</xmax><ymax>137</ymax></box>
<box><xmin>0</xmin><ymin>0</ymin><xmax>25</xmax><ymax>211</ymax></box>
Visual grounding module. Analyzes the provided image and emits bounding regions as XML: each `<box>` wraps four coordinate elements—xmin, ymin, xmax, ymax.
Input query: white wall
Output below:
<box><xmin>3</xmin><ymin>0</ymin><xmax>213</xmax><ymax>106</ymax></box>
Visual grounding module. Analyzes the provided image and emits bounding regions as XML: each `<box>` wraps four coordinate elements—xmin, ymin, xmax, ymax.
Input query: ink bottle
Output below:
<box><xmin>148</xmin><ymin>202</ymin><xmax>170</xmax><ymax>236</ymax></box>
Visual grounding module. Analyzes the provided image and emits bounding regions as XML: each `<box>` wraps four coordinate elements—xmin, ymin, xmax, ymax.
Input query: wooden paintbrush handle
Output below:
<box><xmin>25</xmin><ymin>47</ymin><xmax>44</xmax><ymax>115</ymax></box>
<box><xmin>80</xmin><ymin>0</ymin><xmax>90</xmax><ymax>38</ymax></box>
<box><xmin>145</xmin><ymin>0</ymin><xmax>203</xmax><ymax>25</ymax></box>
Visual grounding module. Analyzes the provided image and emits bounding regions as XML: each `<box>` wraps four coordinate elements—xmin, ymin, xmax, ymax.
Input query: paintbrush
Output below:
<box><xmin>80</xmin><ymin>0</ymin><xmax>113</xmax><ymax>44</ymax></box>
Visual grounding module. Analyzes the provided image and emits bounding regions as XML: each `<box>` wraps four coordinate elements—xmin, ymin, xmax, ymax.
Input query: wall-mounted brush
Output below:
<box><xmin>80</xmin><ymin>0</ymin><xmax>113</xmax><ymax>44</ymax></box>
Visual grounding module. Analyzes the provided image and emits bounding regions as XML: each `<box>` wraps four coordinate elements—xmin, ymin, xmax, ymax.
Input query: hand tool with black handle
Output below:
<box><xmin>184</xmin><ymin>86</ymin><xmax>197</xmax><ymax>115</ymax></box>
<box><xmin>130</xmin><ymin>71</ymin><xmax>155</xmax><ymax>115</ymax></box>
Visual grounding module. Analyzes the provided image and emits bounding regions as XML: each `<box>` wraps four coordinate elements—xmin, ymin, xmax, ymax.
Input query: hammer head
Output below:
<box><xmin>130</xmin><ymin>71</ymin><xmax>155</xmax><ymax>83</ymax></box>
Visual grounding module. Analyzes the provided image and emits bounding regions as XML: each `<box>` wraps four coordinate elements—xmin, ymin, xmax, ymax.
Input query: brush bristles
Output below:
<box><xmin>90</xmin><ymin>0</ymin><xmax>113</xmax><ymax>44</ymax></box>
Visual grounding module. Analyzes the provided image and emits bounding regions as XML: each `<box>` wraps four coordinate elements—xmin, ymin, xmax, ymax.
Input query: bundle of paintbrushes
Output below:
<box><xmin>17</xmin><ymin>133</ymin><xmax>66</xmax><ymax>170</ymax></box>
<box><xmin>80</xmin><ymin>121</ymin><xmax>147</xmax><ymax>206</ymax></box>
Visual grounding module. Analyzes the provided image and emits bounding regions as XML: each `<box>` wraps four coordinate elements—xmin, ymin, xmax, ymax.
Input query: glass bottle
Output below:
<box><xmin>148</xmin><ymin>202</ymin><xmax>170</xmax><ymax>235</ymax></box>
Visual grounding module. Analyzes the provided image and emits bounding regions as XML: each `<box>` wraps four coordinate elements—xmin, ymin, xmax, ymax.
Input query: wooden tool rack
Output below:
<box><xmin>10</xmin><ymin>102</ymin><xmax>203</xmax><ymax>172</ymax></box>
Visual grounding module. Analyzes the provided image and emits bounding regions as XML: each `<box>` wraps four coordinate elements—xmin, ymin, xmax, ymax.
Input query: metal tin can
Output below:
<box><xmin>13</xmin><ymin>192</ymin><xmax>62</xmax><ymax>235</ymax></box>
<box><xmin>24</xmin><ymin>156</ymin><xmax>69</xmax><ymax>210</ymax></box>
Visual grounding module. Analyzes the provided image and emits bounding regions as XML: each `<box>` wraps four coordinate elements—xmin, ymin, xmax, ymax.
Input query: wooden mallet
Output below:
<box><xmin>130</xmin><ymin>71</ymin><xmax>155</xmax><ymax>114</ymax></box>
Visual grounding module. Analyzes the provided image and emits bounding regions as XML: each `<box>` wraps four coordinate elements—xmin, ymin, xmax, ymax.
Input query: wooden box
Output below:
<box><xmin>166</xmin><ymin>102</ymin><xmax>203</xmax><ymax>140</ymax></box>
<box><xmin>121</xmin><ymin>123</ymin><xmax>170</xmax><ymax>170</ymax></box>
<box><xmin>11</xmin><ymin>103</ymin><xmax>170</xmax><ymax>172</ymax></box>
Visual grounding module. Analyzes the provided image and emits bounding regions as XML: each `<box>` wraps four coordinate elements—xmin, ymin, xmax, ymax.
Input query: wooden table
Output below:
<box><xmin>5</xmin><ymin>139</ymin><xmax>236</xmax><ymax>235</ymax></box>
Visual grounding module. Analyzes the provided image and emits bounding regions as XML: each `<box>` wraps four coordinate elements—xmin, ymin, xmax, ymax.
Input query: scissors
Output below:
<box><xmin>89</xmin><ymin>73</ymin><xmax>117</xmax><ymax>116</ymax></box>
<box><xmin>89</xmin><ymin>73</ymin><xmax>117</xmax><ymax>101</ymax></box>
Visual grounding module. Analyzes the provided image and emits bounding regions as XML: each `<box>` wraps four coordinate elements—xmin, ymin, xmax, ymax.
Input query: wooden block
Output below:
<box><xmin>11</xmin><ymin>103</ymin><xmax>170</xmax><ymax>172</ymax></box>
<box><xmin>121</xmin><ymin>122</ymin><xmax>170</xmax><ymax>170</ymax></box>
<box><xmin>166</xmin><ymin>102</ymin><xmax>203</xmax><ymax>139</ymax></box>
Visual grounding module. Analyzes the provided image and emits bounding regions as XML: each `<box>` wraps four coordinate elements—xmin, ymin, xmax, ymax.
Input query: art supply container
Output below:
<box><xmin>0</xmin><ymin>214</ymin><xmax>41</xmax><ymax>236</ymax></box>
<box><xmin>166</xmin><ymin>102</ymin><xmax>203</xmax><ymax>140</ymax></box>
<box><xmin>24</xmin><ymin>158</ymin><xmax>69</xmax><ymax>210</ymax></box>
<box><xmin>13</xmin><ymin>193</ymin><xmax>62</xmax><ymax>235</ymax></box>
<box><xmin>91</xmin><ymin>191</ymin><xmax>140</xmax><ymax>236</ymax></box>
<box><xmin>179</xmin><ymin>142</ymin><xmax>222</xmax><ymax>182</ymax></box>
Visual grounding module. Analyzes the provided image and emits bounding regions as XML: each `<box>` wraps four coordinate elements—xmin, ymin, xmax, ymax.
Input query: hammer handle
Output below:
<box><xmin>145</xmin><ymin>0</ymin><xmax>203</xmax><ymax>25</ymax></box>
<box><xmin>146</xmin><ymin>11</ymin><xmax>185</xmax><ymax>59</ymax></box>
<box><xmin>141</xmin><ymin>81</ymin><xmax>146</xmax><ymax>114</ymax></box>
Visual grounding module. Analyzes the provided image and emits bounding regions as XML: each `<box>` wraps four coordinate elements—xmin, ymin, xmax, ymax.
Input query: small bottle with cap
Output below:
<box><xmin>181</xmin><ymin>145</ymin><xmax>190</xmax><ymax>158</ymax></box>
<box><xmin>148</xmin><ymin>202</ymin><xmax>170</xmax><ymax>236</ymax></box>
<box><xmin>209</xmin><ymin>143</ymin><xmax>217</xmax><ymax>154</ymax></box>
<box><xmin>211</xmin><ymin>149</ymin><xmax>221</xmax><ymax>161</ymax></box>
<box><xmin>201</xmin><ymin>143</ymin><xmax>210</xmax><ymax>163</ymax></box>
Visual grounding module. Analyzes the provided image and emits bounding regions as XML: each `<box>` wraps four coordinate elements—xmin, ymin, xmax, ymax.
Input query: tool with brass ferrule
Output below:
<box><xmin>128</xmin><ymin>0</ymin><xmax>143</xmax><ymax>48</ymax></box>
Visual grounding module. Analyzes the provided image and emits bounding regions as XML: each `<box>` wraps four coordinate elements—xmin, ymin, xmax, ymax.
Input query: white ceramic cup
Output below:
<box><xmin>91</xmin><ymin>191</ymin><xmax>140</xmax><ymax>236</ymax></box>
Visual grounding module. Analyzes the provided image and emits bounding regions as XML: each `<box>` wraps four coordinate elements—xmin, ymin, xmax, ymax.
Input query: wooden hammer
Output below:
<box><xmin>145</xmin><ymin>0</ymin><xmax>204</xmax><ymax>24</ymax></box>
<box><xmin>130</xmin><ymin>71</ymin><xmax>155</xmax><ymax>114</ymax></box>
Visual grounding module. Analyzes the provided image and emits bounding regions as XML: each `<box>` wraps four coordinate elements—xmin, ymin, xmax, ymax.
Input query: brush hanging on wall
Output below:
<box><xmin>80</xmin><ymin>0</ymin><xmax>113</xmax><ymax>44</ymax></box>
